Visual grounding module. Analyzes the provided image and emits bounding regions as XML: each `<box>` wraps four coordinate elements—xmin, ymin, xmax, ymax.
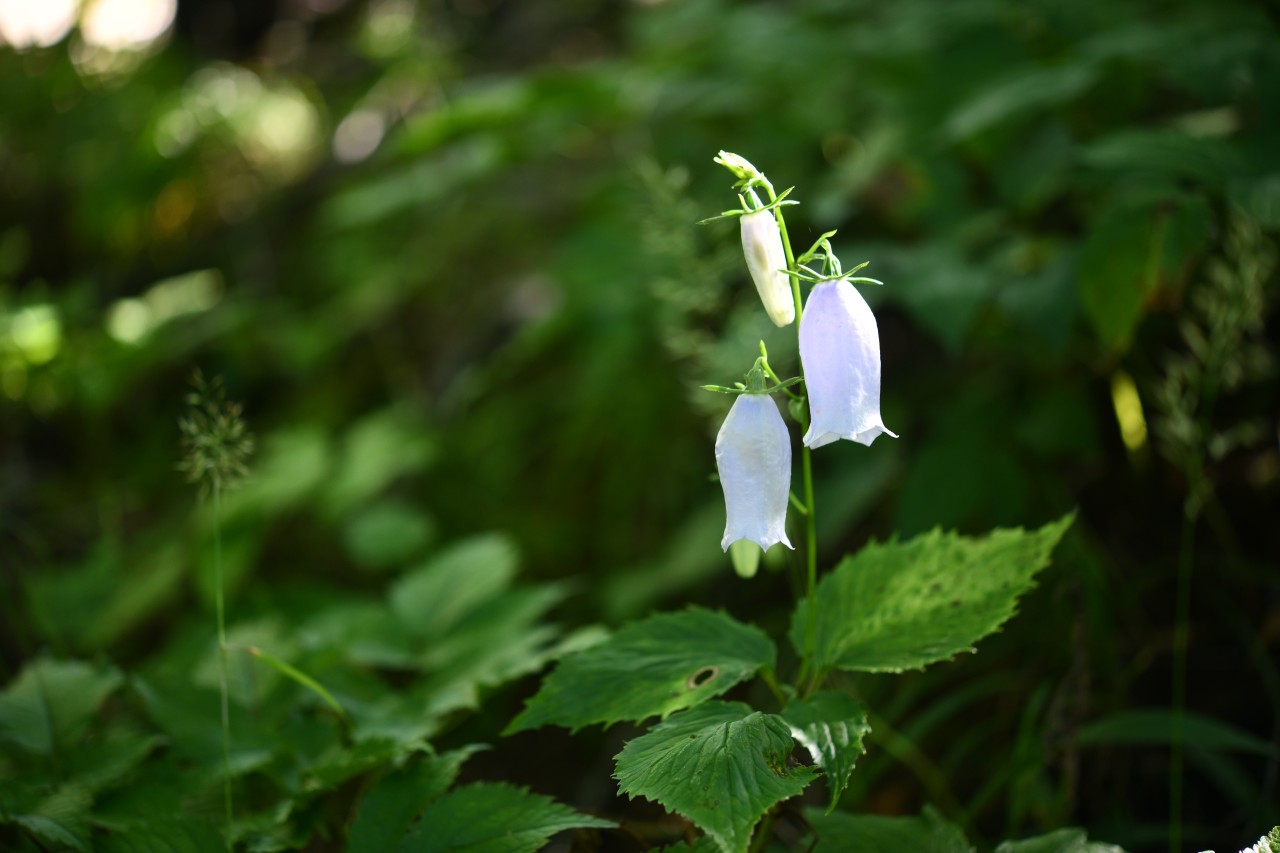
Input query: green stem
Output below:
<box><xmin>213</xmin><ymin>481</ymin><xmax>233</xmax><ymax>851</ymax></box>
<box><xmin>759</xmin><ymin>666</ymin><xmax>787</xmax><ymax>709</ymax></box>
<box><xmin>749</xmin><ymin>811</ymin><xmax>778</xmax><ymax>853</ymax></box>
<box><xmin>766</xmin><ymin>182</ymin><xmax>820</xmax><ymax>693</ymax></box>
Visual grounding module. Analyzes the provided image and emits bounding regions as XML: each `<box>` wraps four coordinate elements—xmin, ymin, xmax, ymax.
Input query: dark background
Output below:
<box><xmin>1</xmin><ymin>0</ymin><xmax>1278</xmax><ymax>850</ymax></box>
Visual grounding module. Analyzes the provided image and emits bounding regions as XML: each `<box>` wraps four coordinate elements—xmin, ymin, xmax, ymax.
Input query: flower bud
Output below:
<box><xmin>740</xmin><ymin>209</ymin><xmax>795</xmax><ymax>328</ymax></box>
<box><xmin>800</xmin><ymin>279</ymin><xmax>896</xmax><ymax>448</ymax></box>
<box><xmin>715</xmin><ymin>393</ymin><xmax>794</xmax><ymax>552</ymax></box>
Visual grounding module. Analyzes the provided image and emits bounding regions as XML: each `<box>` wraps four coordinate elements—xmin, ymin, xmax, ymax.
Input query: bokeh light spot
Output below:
<box><xmin>0</xmin><ymin>0</ymin><xmax>79</xmax><ymax>50</ymax></box>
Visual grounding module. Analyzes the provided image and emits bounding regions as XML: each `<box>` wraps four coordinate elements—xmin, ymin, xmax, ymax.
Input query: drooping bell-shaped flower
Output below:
<box><xmin>715</xmin><ymin>392</ymin><xmax>794</xmax><ymax>552</ymax></box>
<box><xmin>739</xmin><ymin>209</ymin><xmax>795</xmax><ymax>328</ymax></box>
<box><xmin>800</xmin><ymin>279</ymin><xmax>896</xmax><ymax>448</ymax></box>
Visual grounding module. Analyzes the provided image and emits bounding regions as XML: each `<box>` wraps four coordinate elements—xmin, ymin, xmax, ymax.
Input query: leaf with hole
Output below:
<box><xmin>506</xmin><ymin>608</ymin><xmax>775</xmax><ymax>733</ymax></box>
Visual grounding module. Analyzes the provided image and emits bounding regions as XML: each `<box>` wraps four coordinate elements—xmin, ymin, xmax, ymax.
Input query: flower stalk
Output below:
<box><xmin>708</xmin><ymin>152</ymin><xmax>895</xmax><ymax>695</ymax></box>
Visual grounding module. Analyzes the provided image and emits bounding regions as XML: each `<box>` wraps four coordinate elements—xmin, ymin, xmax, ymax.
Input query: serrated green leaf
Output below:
<box><xmin>420</xmin><ymin>585</ymin><xmax>573</xmax><ymax>718</ymax></box>
<box><xmin>0</xmin><ymin>657</ymin><xmax>123</xmax><ymax>755</ymax></box>
<box><xmin>304</xmin><ymin>738</ymin><xmax>404</xmax><ymax>791</ymax></box>
<box><xmin>96</xmin><ymin>818</ymin><xmax>225</xmax><ymax>853</ymax></box>
<box><xmin>66</xmin><ymin>731</ymin><xmax>165</xmax><ymax>794</ymax></box>
<box><xmin>614</xmin><ymin>701</ymin><xmax>816</xmax><ymax>853</ymax></box>
<box><xmin>791</xmin><ymin>516</ymin><xmax>1072</xmax><ymax>674</ymax></box>
<box><xmin>390</xmin><ymin>534</ymin><xmax>518</xmax><ymax>639</ymax></box>
<box><xmin>781</xmin><ymin>691</ymin><xmax>869</xmax><ymax>811</ymax></box>
<box><xmin>348</xmin><ymin>745</ymin><xmax>484</xmax><ymax>851</ymax></box>
<box><xmin>805</xmin><ymin>806</ymin><xmax>974</xmax><ymax>853</ymax></box>
<box><xmin>662</xmin><ymin>839</ymin><xmax>723</xmax><ymax>853</ymax></box>
<box><xmin>506</xmin><ymin>608</ymin><xmax>775</xmax><ymax>733</ymax></box>
<box><xmin>394</xmin><ymin>781</ymin><xmax>613</xmax><ymax>853</ymax></box>
<box><xmin>132</xmin><ymin>677</ymin><xmax>276</xmax><ymax>778</ymax></box>
<box><xmin>995</xmin><ymin>827</ymin><xmax>1128</xmax><ymax>853</ymax></box>
<box><xmin>0</xmin><ymin>782</ymin><xmax>93</xmax><ymax>852</ymax></box>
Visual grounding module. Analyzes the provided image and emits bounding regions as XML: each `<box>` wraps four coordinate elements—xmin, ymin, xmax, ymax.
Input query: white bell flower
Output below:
<box><xmin>800</xmin><ymin>279</ymin><xmax>896</xmax><ymax>448</ymax></box>
<box><xmin>715</xmin><ymin>393</ymin><xmax>794</xmax><ymax>552</ymax></box>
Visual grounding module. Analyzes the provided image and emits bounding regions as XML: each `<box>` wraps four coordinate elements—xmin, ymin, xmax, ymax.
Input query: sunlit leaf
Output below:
<box><xmin>791</xmin><ymin>516</ymin><xmax>1073</xmax><ymax>673</ymax></box>
<box><xmin>781</xmin><ymin>691</ymin><xmax>870</xmax><ymax>811</ymax></box>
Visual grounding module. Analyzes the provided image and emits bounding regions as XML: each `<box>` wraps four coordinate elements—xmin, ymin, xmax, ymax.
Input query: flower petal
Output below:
<box><xmin>715</xmin><ymin>394</ymin><xmax>793</xmax><ymax>552</ymax></box>
<box><xmin>800</xmin><ymin>279</ymin><xmax>896</xmax><ymax>449</ymax></box>
<box><xmin>740</xmin><ymin>210</ymin><xmax>795</xmax><ymax>328</ymax></box>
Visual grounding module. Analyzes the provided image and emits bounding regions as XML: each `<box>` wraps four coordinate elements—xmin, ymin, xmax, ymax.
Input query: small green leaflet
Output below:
<box><xmin>791</xmin><ymin>515</ymin><xmax>1072</xmax><ymax>673</ymax></box>
<box><xmin>614</xmin><ymin>701</ymin><xmax>816</xmax><ymax>853</ymax></box>
<box><xmin>394</xmin><ymin>782</ymin><xmax>613</xmax><ymax>853</ymax></box>
<box><xmin>781</xmin><ymin>691</ymin><xmax>869</xmax><ymax>811</ymax></box>
<box><xmin>806</xmin><ymin>806</ymin><xmax>975</xmax><ymax>853</ymax></box>
<box><xmin>505</xmin><ymin>608</ymin><xmax>775</xmax><ymax>733</ymax></box>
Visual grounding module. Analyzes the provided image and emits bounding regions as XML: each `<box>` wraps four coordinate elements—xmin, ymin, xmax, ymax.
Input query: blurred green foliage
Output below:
<box><xmin>1</xmin><ymin>0</ymin><xmax>1278</xmax><ymax>850</ymax></box>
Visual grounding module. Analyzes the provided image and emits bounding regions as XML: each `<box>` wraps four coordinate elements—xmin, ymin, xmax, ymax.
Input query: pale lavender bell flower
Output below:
<box><xmin>715</xmin><ymin>393</ymin><xmax>793</xmax><ymax>552</ymax></box>
<box><xmin>800</xmin><ymin>279</ymin><xmax>897</xmax><ymax>448</ymax></box>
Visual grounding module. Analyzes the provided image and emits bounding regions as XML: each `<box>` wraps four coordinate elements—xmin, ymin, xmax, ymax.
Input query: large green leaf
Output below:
<box><xmin>614</xmin><ymin>701</ymin><xmax>816</xmax><ymax>853</ymax></box>
<box><xmin>348</xmin><ymin>746</ymin><xmax>483</xmax><ymax>851</ymax></box>
<box><xmin>394</xmin><ymin>782</ymin><xmax>613</xmax><ymax>852</ymax></box>
<box><xmin>0</xmin><ymin>657</ymin><xmax>123</xmax><ymax>755</ymax></box>
<box><xmin>505</xmin><ymin>608</ymin><xmax>775</xmax><ymax>733</ymax></box>
<box><xmin>790</xmin><ymin>516</ymin><xmax>1072</xmax><ymax>673</ymax></box>
<box><xmin>805</xmin><ymin>807</ymin><xmax>974</xmax><ymax>853</ymax></box>
<box><xmin>781</xmin><ymin>691</ymin><xmax>869</xmax><ymax>811</ymax></box>
<box><xmin>995</xmin><ymin>828</ymin><xmax>1127</xmax><ymax>853</ymax></box>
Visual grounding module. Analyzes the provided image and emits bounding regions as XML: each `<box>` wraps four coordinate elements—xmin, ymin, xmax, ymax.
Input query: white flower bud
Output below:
<box><xmin>739</xmin><ymin>209</ymin><xmax>795</xmax><ymax>328</ymax></box>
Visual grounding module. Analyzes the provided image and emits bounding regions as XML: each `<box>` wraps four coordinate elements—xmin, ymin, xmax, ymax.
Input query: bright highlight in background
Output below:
<box><xmin>106</xmin><ymin>268</ymin><xmax>223</xmax><ymax>344</ymax></box>
<box><xmin>1110</xmin><ymin>370</ymin><xmax>1148</xmax><ymax>452</ymax></box>
<box><xmin>0</xmin><ymin>0</ymin><xmax>79</xmax><ymax>49</ymax></box>
<box><xmin>80</xmin><ymin>0</ymin><xmax>176</xmax><ymax>50</ymax></box>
